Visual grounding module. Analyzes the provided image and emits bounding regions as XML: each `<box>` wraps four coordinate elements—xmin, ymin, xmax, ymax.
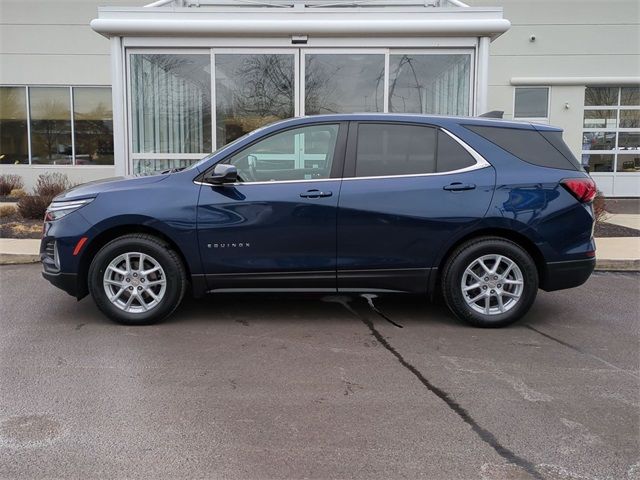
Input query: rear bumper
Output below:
<box><xmin>540</xmin><ymin>258</ymin><xmax>595</xmax><ymax>292</ymax></box>
<box><xmin>42</xmin><ymin>270</ymin><xmax>78</xmax><ymax>298</ymax></box>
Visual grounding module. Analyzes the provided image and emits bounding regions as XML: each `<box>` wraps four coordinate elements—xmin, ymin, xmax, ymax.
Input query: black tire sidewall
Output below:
<box><xmin>88</xmin><ymin>236</ymin><xmax>185</xmax><ymax>325</ymax></box>
<box><xmin>443</xmin><ymin>239</ymin><xmax>538</xmax><ymax>327</ymax></box>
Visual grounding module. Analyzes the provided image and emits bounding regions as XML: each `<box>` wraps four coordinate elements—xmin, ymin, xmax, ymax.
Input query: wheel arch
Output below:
<box><xmin>432</xmin><ymin>227</ymin><xmax>547</xmax><ymax>295</ymax></box>
<box><xmin>76</xmin><ymin>224</ymin><xmax>193</xmax><ymax>300</ymax></box>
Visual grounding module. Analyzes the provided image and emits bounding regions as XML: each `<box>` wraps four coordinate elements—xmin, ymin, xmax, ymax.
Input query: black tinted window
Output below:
<box><xmin>464</xmin><ymin>125</ymin><xmax>579</xmax><ymax>170</ymax></box>
<box><xmin>539</xmin><ymin>130</ymin><xmax>582</xmax><ymax>170</ymax></box>
<box><xmin>436</xmin><ymin>131</ymin><xmax>476</xmax><ymax>172</ymax></box>
<box><xmin>356</xmin><ymin>124</ymin><xmax>436</xmax><ymax>177</ymax></box>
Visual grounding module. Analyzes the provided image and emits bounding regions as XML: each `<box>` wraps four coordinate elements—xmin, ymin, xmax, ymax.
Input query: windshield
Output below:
<box><xmin>186</xmin><ymin>125</ymin><xmax>272</xmax><ymax>171</ymax></box>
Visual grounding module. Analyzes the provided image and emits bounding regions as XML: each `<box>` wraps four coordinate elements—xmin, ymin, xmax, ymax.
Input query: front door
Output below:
<box><xmin>337</xmin><ymin>121</ymin><xmax>496</xmax><ymax>293</ymax></box>
<box><xmin>197</xmin><ymin>122</ymin><xmax>347</xmax><ymax>292</ymax></box>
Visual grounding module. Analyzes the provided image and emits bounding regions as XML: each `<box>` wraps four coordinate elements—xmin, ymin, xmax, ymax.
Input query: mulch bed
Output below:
<box><xmin>594</xmin><ymin>221</ymin><xmax>640</xmax><ymax>238</ymax></box>
<box><xmin>0</xmin><ymin>213</ymin><xmax>42</xmax><ymax>239</ymax></box>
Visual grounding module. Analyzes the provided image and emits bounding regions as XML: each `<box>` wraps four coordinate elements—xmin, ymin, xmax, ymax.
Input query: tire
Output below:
<box><xmin>88</xmin><ymin>234</ymin><xmax>187</xmax><ymax>325</ymax></box>
<box><xmin>441</xmin><ymin>236</ymin><xmax>538</xmax><ymax>328</ymax></box>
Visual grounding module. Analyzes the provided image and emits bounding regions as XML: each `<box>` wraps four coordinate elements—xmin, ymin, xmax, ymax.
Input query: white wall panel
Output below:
<box><xmin>0</xmin><ymin>54</ymin><xmax>111</xmax><ymax>85</ymax></box>
<box><xmin>0</xmin><ymin>25</ymin><xmax>110</xmax><ymax>55</ymax></box>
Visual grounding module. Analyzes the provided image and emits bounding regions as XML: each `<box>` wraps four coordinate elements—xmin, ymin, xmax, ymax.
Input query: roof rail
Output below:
<box><xmin>144</xmin><ymin>0</ymin><xmax>470</xmax><ymax>7</ymax></box>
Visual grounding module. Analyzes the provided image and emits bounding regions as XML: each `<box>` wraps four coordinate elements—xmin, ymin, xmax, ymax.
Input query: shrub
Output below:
<box><xmin>9</xmin><ymin>188</ymin><xmax>27</xmax><ymax>199</ymax></box>
<box><xmin>593</xmin><ymin>191</ymin><xmax>608</xmax><ymax>224</ymax></box>
<box><xmin>17</xmin><ymin>195</ymin><xmax>51</xmax><ymax>220</ymax></box>
<box><xmin>0</xmin><ymin>204</ymin><xmax>16</xmax><ymax>218</ymax></box>
<box><xmin>34</xmin><ymin>172</ymin><xmax>72</xmax><ymax>197</ymax></box>
<box><xmin>0</xmin><ymin>174</ymin><xmax>24</xmax><ymax>196</ymax></box>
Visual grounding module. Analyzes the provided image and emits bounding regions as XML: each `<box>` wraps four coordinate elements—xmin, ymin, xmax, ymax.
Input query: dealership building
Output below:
<box><xmin>1</xmin><ymin>0</ymin><xmax>638</xmax><ymax>196</ymax></box>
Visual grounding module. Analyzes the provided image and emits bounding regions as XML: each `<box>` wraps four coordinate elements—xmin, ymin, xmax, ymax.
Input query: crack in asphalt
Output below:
<box><xmin>332</xmin><ymin>296</ymin><xmax>543</xmax><ymax>480</ymax></box>
<box><xmin>361</xmin><ymin>294</ymin><xmax>404</xmax><ymax>328</ymax></box>
<box><xmin>525</xmin><ymin>325</ymin><xmax>640</xmax><ymax>381</ymax></box>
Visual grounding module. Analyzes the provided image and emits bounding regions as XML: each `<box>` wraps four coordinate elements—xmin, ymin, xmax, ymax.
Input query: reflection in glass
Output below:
<box><xmin>583</xmin><ymin>110</ymin><xmax>617</xmax><ymax>129</ymax></box>
<box><xmin>585</xmin><ymin>87</ymin><xmax>618</xmax><ymax>106</ymax></box>
<box><xmin>228</xmin><ymin>124</ymin><xmax>339</xmax><ymax>182</ymax></box>
<box><xmin>74</xmin><ymin>87</ymin><xmax>114</xmax><ymax>165</ymax></box>
<box><xmin>30</xmin><ymin>87</ymin><xmax>72</xmax><ymax>165</ymax></box>
<box><xmin>305</xmin><ymin>54</ymin><xmax>384</xmax><ymax>115</ymax></box>
<box><xmin>513</xmin><ymin>87</ymin><xmax>548</xmax><ymax>118</ymax></box>
<box><xmin>616</xmin><ymin>154</ymin><xmax>640</xmax><ymax>172</ymax></box>
<box><xmin>582</xmin><ymin>131</ymin><xmax>616</xmax><ymax>151</ymax></box>
<box><xmin>133</xmin><ymin>158</ymin><xmax>200</xmax><ymax>176</ymax></box>
<box><xmin>131</xmin><ymin>54</ymin><xmax>211</xmax><ymax>154</ymax></box>
<box><xmin>620</xmin><ymin>110</ymin><xmax>640</xmax><ymax>128</ymax></box>
<box><xmin>581</xmin><ymin>153</ymin><xmax>614</xmax><ymax>172</ymax></box>
<box><xmin>215</xmin><ymin>54</ymin><xmax>294</xmax><ymax>148</ymax></box>
<box><xmin>0</xmin><ymin>87</ymin><xmax>28</xmax><ymax>164</ymax></box>
<box><xmin>621</xmin><ymin>87</ymin><xmax>640</xmax><ymax>106</ymax></box>
<box><xmin>389</xmin><ymin>54</ymin><xmax>470</xmax><ymax>115</ymax></box>
<box><xmin>618</xmin><ymin>132</ymin><xmax>640</xmax><ymax>151</ymax></box>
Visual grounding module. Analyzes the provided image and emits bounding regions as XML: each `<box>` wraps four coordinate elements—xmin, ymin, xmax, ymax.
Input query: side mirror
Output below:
<box><xmin>204</xmin><ymin>164</ymin><xmax>238</xmax><ymax>185</ymax></box>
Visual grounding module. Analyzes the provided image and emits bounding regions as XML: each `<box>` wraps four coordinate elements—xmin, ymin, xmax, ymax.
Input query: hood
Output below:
<box><xmin>54</xmin><ymin>174</ymin><xmax>170</xmax><ymax>201</ymax></box>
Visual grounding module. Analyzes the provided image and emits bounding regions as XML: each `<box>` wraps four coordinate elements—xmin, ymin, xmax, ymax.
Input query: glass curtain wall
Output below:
<box><xmin>304</xmin><ymin>54</ymin><xmax>385</xmax><ymax>114</ymax></box>
<box><xmin>0</xmin><ymin>87</ymin><xmax>29</xmax><ymax>164</ymax></box>
<box><xmin>388</xmin><ymin>54</ymin><xmax>470</xmax><ymax>115</ymax></box>
<box><xmin>215</xmin><ymin>54</ymin><xmax>295</xmax><ymax>148</ymax></box>
<box><xmin>127</xmin><ymin>50</ymin><xmax>473</xmax><ymax>174</ymax></box>
<box><xmin>30</xmin><ymin>87</ymin><xmax>72</xmax><ymax>165</ymax></box>
<box><xmin>130</xmin><ymin>54</ymin><xmax>211</xmax><ymax>173</ymax></box>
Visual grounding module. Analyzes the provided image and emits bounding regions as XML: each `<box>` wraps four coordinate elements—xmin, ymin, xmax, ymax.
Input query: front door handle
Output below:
<box><xmin>300</xmin><ymin>189</ymin><xmax>333</xmax><ymax>198</ymax></box>
<box><xmin>443</xmin><ymin>182</ymin><xmax>476</xmax><ymax>191</ymax></box>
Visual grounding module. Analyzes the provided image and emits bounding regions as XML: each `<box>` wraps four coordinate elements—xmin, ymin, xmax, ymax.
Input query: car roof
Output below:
<box><xmin>269</xmin><ymin>113</ymin><xmax>562</xmax><ymax>132</ymax></box>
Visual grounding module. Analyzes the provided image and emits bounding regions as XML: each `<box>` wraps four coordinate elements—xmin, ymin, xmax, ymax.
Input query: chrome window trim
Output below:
<box><xmin>194</xmin><ymin>126</ymin><xmax>491</xmax><ymax>187</ymax></box>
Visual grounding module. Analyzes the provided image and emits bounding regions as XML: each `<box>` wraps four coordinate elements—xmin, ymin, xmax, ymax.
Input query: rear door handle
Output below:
<box><xmin>300</xmin><ymin>189</ymin><xmax>333</xmax><ymax>198</ymax></box>
<box><xmin>443</xmin><ymin>182</ymin><xmax>476</xmax><ymax>191</ymax></box>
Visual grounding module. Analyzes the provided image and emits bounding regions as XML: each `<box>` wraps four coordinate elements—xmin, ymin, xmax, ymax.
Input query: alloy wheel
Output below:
<box><xmin>103</xmin><ymin>252</ymin><xmax>167</xmax><ymax>314</ymax></box>
<box><xmin>461</xmin><ymin>254</ymin><xmax>524</xmax><ymax>316</ymax></box>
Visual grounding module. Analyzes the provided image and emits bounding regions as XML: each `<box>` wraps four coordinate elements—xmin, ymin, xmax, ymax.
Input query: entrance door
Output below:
<box><xmin>197</xmin><ymin>121</ymin><xmax>348</xmax><ymax>292</ymax></box>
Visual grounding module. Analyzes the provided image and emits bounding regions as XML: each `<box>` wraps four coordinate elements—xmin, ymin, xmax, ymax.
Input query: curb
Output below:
<box><xmin>0</xmin><ymin>254</ymin><xmax>40</xmax><ymax>265</ymax></box>
<box><xmin>594</xmin><ymin>259</ymin><xmax>640</xmax><ymax>272</ymax></box>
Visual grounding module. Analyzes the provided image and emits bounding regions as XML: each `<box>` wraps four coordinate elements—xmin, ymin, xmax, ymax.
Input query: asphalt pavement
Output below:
<box><xmin>0</xmin><ymin>264</ymin><xmax>638</xmax><ymax>480</ymax></box>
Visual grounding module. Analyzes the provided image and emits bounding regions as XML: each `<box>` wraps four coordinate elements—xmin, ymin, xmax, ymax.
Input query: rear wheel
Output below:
<box><xmin>441</xmin><ymin>237</ymin><xmax>538</xmax><ymax>327</ymax></box>
<box><xmin>88</xmin><ymin>234</ymin><xmax>187</xmax><ymax>325</ymax></box>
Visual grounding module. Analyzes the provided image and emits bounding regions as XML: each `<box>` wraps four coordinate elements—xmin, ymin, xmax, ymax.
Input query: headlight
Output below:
<box><xmin>45</xmin><ymin>198</ymin><xmax>94</xmax><ymax>221</ymax></box>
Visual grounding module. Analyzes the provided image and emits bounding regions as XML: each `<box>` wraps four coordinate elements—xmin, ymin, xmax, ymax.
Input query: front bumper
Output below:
<box><xmin>42</xmin><ymin>270</ymin><xmax>79</xmax><ymax>298</ymax></box>
<box><xmin>540</xmin><ymin>257</ymin><xmax>596</xmax><ymax>292</ymax></box>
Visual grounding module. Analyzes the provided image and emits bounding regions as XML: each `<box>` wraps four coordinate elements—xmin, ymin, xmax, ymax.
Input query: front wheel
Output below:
<box><xmin>441</xmin><ymin>237</ymin><xmax>538</xmax><ymax>328</ymax></box>
<box><xmin>88</xmin><ymin>234</ymin><xmax>187</xmax><ymax>325</ymax></box>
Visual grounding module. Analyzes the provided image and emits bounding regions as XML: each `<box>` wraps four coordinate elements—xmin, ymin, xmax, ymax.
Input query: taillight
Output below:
<box><xmin>561</xmin><ymin>178</ymin><xmax>597</xmax><ymax>203</ymax></box>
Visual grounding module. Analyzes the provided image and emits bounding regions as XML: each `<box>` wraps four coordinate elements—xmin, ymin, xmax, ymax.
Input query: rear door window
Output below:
<box><xmin>355</xmin><ymin>123</ymin><xmax>436</xmax><ymax>177</ymax></box>
<box><xmin>436</xmin><ymin>130</ymin><xmax>476</xmax><ymax>172</ymax></box>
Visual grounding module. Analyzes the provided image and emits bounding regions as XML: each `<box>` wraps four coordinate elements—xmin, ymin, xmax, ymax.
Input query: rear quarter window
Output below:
<box><xmin>464</xmin><ymin>125</ymin><xmax>580</xmax><ymax>171</ymax></box>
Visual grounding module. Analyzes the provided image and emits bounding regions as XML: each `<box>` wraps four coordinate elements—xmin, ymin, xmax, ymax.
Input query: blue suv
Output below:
<box><xmin>41</xmin><ymin>114</ymin><xmax>596</xmax><ymax>327</ymax></box>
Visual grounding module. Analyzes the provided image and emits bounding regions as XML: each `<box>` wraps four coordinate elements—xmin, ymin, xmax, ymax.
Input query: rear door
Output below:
<box><xmin>336</xmin><ymin>121</ymin><xmax>495</xmax><ymax>293</ymax></box>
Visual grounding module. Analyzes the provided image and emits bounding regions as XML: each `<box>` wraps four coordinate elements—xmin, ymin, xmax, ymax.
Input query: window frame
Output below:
<box><xmin>513</xmin><ymin>86</ymin><xmax>550</xmax><ymax>123</ymax></box>
<box><xmin>582</xmin><ymin>86</ymin><xmax>640</xmax><ymax>174</ymax></box>
<box><xmin>343</xmin><ymin>121</ymin><xmax>489</xmax><ymax>180</ymax></box>
<box><xmin>0</xmin><ymin>84</ymin><xmax>113</xmax><ymax>167</ymax></box>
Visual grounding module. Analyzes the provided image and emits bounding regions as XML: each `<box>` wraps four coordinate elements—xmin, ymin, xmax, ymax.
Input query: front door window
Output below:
<box><xmin>227</xmin><ymin>124</ymin><xmax>339</xmax><ymax>182</ymax></box>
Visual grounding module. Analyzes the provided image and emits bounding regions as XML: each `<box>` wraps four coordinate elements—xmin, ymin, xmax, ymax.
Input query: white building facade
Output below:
<box><xmin>1</xmin><ymin>0</ymin><xmax>638</xmax><ymax>196</ymax></box>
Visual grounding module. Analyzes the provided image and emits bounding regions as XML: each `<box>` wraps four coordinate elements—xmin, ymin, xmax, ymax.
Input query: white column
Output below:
<box><xmin>476</xmin><ymin>36</ymin><xmax>490</xmax><ymax>116</ymax></box>
<box><xmin>110</xmin><ymin>36</ymin><xmax>127</xmax><ymax>176</ymax></box>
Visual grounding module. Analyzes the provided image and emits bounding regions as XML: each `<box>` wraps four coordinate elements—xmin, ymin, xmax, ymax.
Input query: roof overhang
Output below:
<box><xmin>91</xmin><ymin>5</ymin><xmax>510</xmax><ymax>40</ymax></box>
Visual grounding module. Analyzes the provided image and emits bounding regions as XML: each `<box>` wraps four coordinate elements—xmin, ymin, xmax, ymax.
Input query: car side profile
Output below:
<box><xmin>41</xmin><ymin>114</ymin><xmax>596</xmax><ymax>327</ymax></box>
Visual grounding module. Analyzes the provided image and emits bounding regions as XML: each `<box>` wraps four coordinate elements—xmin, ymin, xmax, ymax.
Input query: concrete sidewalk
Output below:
<box><xmin>1</xmin><ymin>236</ymin><xmax>638</xmax><ymax>271</ymax></box>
